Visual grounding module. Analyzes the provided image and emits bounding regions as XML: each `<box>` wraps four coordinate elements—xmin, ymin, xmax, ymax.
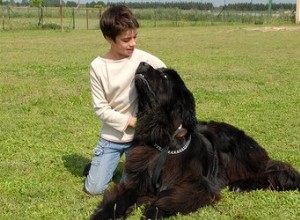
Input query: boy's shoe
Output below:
<box><xmin>83</xmin><ymin>162</ymin><xmax>91</xmax><ymax>177</ymax></box>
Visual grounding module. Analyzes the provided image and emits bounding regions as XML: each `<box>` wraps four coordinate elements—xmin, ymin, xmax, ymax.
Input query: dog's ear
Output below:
<box><xmin>165</xmin><ymin>68</ymin><xmax>197</xmax><ymax>130</ymax></box>
<box><xmin>171</xmin><ymin>77</ymin><xmax>197</xmax><ymax>131</ymax></box>
<box><xmin>179</xmin><ymin>88</ymin><xmax>197</xmax><ymax>130</ymax></box>
<box><xmin>150</xmin><ymin>124</ymin><xmax>171</xmax><ymax>147</ymax></box>
<box><xmin>135</xmin><ymin>109</ymin><xmax>173</xmax><ymax>147</ymax></box>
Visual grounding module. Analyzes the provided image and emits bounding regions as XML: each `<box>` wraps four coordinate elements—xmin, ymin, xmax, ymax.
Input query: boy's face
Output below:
<box><xmin>107</xmin><ymin>29</ymin><xmax>138</xmax><ymax>59</ymax></box>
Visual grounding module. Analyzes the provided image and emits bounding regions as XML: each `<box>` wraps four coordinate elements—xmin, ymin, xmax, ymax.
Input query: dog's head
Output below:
<box><xmin>134</xmin><ymin>62</ymin><xmax>197</xmax><ymax>146</ymax></box>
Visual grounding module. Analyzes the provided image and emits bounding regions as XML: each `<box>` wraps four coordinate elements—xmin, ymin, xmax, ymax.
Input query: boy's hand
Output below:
<box><xmin>129</xmin><ymin>116</ymin><xmax>137</xmax><ymax>128</ymax></box>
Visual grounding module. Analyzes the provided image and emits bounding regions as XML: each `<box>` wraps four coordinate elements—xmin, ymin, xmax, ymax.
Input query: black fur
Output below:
<box><xmin>90</xmin><ymin>62</ymin><xmax>300</xmax><ymax>220</ymax></box>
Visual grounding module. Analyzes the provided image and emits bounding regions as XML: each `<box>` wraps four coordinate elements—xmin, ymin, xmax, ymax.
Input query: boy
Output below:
<box><xmin>84</xmin><ymin>5</ymin><xmax>166</xmax><ymax>195</ymax></box>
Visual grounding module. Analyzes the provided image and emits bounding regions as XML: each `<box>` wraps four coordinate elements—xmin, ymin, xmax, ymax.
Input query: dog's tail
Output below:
<box><xmin>265</xmin><ymin>160</ymin><xmax>300</xmax><ymax>191</ymax></box>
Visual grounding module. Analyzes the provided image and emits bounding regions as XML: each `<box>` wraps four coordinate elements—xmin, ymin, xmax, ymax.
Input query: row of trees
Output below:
<box><xmin>109</xmin><ymin>2</ymin><xmax>214</xmax><ymax>10</ymax></box>
<box><xmin>1</xmin><ymin>0</ymin><xmax>80</xmax><ymax>7</ymax></box>
<box><xmin>225</xmin><ymin>3</ymin><xmax>296</xmax><ymax>11</ymax></box>
<box><xmin>2</xmin><ymin>0</ymin><xmax>86</xmax><ymax>7</ymax></box>
<box><xmin>106</xmin><ymin>2</ymin><xmax>295</xmax><ymax>11</ymax></box>
<box><xmin>0</xmin><ymin>1</ymin><xmax>296</xmax><ymax>11</ymax></box>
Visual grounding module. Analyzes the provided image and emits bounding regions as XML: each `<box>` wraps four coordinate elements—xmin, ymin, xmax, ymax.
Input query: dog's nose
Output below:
<box><xmin>139</xmin><ymin>62</ymin><xmax>148</xmax><ymax>67</ymax></box>
<box><xmin>137</xmin><ymin>62</ymin><xmax>150</xmax><ymax>73</ymax></box>
<box><xmin>137</xmin><ymin>62</ymin><xmax>153</xmax><ymax>74</ymax></box>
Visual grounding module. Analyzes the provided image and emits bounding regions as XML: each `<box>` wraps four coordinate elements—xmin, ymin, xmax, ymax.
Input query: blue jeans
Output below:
<box><xmin>84</xmin><ymin>138</ymin><xmax>131</xmax><ymax>195</ymax></box>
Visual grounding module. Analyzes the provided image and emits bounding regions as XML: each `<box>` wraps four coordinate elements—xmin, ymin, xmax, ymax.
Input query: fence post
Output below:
<box><xmin>60</xmin><ymin>0</ymin><xmax>63</xmax><ymax>32</ymax></box>
<box><xmin>154</xmin><ymin>9</ymin><xmax>157</xmax><ymax>27</ymax></box>
<box><xmin>38</xmin><ymin>7</ymin><xmax>43</xmax><ymax>26</ymax></box>
<box><xmin>296</xmin><ymin>0</ymin><xmax>300</xmax><ymax>24</ymax></box>
<box><xmin>175</xmin><ymin>8</ymin><xmax>178</xmax><ymax>27</ymax></box>
<box><xmin>268</xmin><ymin>0</ymin><xmax>272</xmax><ymax>23</ymax></box>
<box><xmin>86</xmin><ymin>8</ymin><xmax>89</xmax><ymax>30</ymax></box>
<box><xmin>8</xmin><ymin>5</ymin><xmax>10</xmax><ymax>19</ymax></box>
<box><xmin>72</xmin><ymin>8</ymin><xmax>75</xmax><ymax>29</ymax></box>
<box><xmin>99</xmin><ymin>8</ymin><xmax>102</xmax><ymax>19</ymax></box>
<box><xmin>2</xmin><ymin>6</ymin><xmax>4</xmax><ymax>30</ymax></box>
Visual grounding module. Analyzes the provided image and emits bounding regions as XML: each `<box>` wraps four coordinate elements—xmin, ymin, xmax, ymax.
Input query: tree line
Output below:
<box><xmin>1</xmin><ymin>0</ymin><xmax>296</xmax><ymax>11</ymax></box>
<box><xmin>107</xmin><ymin>2</ymin><xmax>295</xmax><ymax>11</ymax></box>
<box><xmin>225</xmin><ymin>3</ymin><xmax>296</xmax><ymax>11</ymax></box>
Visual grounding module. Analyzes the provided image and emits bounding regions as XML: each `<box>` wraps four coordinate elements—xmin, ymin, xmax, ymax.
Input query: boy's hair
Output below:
<box><xmin>100</xmin><ymin>5</ymin><xmax>139</xmax><ymax>41</ymax></box>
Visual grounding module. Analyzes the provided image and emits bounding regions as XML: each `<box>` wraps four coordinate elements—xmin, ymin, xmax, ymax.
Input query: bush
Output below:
<box><xmin>41</xmin><ymin>22</ymin><xmax>61</xmax><ymax>30</ymax></box>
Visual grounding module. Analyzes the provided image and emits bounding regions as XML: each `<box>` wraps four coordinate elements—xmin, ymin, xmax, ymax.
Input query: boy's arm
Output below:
<box><xmin>90</xmin><ymin>66</ymin><xmax>131</xmax><ymax>132</ymax></box>
<box><xmin>146</xmin><ymin>54</ymin><xmax>166</xmax><ymax>69</ymax></box>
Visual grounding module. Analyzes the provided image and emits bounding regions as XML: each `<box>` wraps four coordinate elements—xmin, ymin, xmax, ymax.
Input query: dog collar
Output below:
<box><xmin>154</xmin><ymin>134</ymin><xmax>191</xmax><ymax>155</ymax></box>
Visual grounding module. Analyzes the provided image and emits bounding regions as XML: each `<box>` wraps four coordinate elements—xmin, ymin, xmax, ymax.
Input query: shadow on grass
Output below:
<box><xmin>62</xmin><ymin>153</ymin><xmax>123</xmax><ymax>182</ymax></box>
<box><xmin>62</xmin><ymin>153</ymin><xmax>90</xmax><ymax>177</ymax></box>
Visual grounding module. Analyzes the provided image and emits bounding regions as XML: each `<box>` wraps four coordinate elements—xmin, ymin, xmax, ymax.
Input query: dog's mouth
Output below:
<box><xmin>135</xmin><ymin>73</ymin><xmax>145</xmax><ymax>81</ymax></box>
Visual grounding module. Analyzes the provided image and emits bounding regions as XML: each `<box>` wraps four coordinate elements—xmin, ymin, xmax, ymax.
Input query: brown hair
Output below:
<box><xmin>100</xmin><ymin>5</ymin><xmax>139</xmax><ymax>41</ymax></box>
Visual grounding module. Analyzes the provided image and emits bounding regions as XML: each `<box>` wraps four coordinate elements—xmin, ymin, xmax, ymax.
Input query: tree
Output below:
<box><xmin>86</xmin><ymin>1</ymin><xmax>104</xmax><ymax>8</ymax></box>
<box><xmin>44</xmin><ymin>0</ymin><xmax>61</xmax><ymax>7</ymax></box>
<box><xmin>21</xmin><ymin>0</ymin><xmax>29</xmax><ymax>6</ymax></box>
<box><xmin>66</xmin><ymin>1</ymin><xmax>77</xmax><ymax>7</ymax></box>
<box><xmin>30</xmin><ymin>0</ymin><xmax>44</xmax><ymax>7</ymax></box>
<box><xmin>30</xmin><ymin>0</ymin><xmax>44</xmax><ymax>26</ymax></box>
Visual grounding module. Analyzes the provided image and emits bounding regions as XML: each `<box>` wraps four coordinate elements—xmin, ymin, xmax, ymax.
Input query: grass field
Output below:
<box><xmin>1</xmin><ymin>25</ymin><xmax>300</xmax><ymax>219</ymax></box>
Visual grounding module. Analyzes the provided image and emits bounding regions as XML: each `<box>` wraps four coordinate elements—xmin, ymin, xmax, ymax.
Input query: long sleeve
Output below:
<box><xmin>90</xmin><ymin>65</ymin><xmax>130</xmax><ymax>133</ymax></box>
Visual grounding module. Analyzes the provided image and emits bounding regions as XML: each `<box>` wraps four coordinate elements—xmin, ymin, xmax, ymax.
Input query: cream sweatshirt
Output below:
<box><xmin>90</xmin><ymin>48</ymin><xmax>166</xmax><ymax>142</ymax></box>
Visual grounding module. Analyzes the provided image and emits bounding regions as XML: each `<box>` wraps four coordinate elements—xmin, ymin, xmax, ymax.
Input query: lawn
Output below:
<box><xmin>0</xmin><ymin>25</ymin><xmax>300</xmax><ymax>219</ymax></box>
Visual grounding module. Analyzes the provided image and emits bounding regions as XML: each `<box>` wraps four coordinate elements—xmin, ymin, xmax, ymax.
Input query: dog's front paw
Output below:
<box><xmin>141</xmin><ymin>206</ymin><xmax>164</xmax><ymax>220</ymax></box>
<box><xmin>90</xmin><ymin>208</ymin><xmax>114</xmax><ymax>220</ymax></box>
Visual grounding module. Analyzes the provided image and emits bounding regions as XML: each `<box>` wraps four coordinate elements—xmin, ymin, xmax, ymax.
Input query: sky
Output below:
<box><xmin>78</xmin><ymin>0</ymin><xmax>296</xmax><ymax>7</ymax></box>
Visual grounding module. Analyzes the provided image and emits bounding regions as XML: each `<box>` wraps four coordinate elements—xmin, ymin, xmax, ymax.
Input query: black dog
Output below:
<box><xmin>90</xmin><ymin>62</ymin><xmax>300</xmax><ymax>219</ymax></box>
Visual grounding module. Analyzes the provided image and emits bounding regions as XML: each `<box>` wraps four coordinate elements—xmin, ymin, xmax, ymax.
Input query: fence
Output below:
<box><xmin>0</xmin><ymin>6</ymin><xmax>102</xmax><ymax>30</ymax></box>
<box><xmin>0</xmin><ymin>6</ymin><xmax>296</xmax><ymax>31</ymax></box>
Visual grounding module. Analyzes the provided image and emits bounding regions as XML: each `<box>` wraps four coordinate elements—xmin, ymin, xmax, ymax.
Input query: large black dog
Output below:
<box><xmin>91</xmin><ymin>62</ymin><xmax>300</xmax><ymax>219</ymax></box>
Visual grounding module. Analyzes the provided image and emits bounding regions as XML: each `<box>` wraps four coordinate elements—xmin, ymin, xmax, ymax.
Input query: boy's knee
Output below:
<box><xmin>83</xmin><ymin>180</ymin><xmax>106</xmax><ymax>195</ymax></box>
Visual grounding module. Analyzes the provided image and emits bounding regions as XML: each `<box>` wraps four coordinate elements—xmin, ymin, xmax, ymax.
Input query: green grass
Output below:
<box><xmin>1</xmin><ymin>25</ymin><xmax>300</xmax><ymax>219</ymax></box>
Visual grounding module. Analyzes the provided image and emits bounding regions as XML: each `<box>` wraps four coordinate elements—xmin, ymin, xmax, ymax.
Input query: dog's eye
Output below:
<box><xmin>158</xmin><ymin>70</ymin><xmax>168</xmax><ymax>80</ymax></box>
